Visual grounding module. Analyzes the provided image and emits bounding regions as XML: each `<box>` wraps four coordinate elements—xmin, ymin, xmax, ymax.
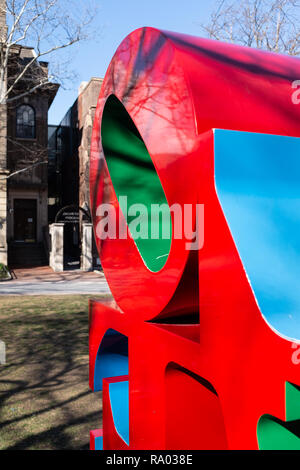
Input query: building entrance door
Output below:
<box><xmin>14</xmin><ymin>199</ymin><xmax>37</xmax><ymax>242</ymax></box>
<box><xmin>63</xmin><ymin>222</ymin><xmax>81</xmax><ymax>269</ymax></box>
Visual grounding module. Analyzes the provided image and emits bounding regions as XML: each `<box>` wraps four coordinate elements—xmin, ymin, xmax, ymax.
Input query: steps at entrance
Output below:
<box><xmin>8</xmin><ymin>243</ymin><xmax>48</xmax><ymax>268</ymax></box>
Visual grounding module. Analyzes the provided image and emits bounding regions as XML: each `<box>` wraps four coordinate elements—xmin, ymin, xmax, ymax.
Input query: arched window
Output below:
<box><xmin>16</xmin><ymin>105</ymin><xmax>36</xmax><ymax>139</ymax></box>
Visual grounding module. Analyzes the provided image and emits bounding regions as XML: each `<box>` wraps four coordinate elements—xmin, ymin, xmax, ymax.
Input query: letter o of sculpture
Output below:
<box><xmin>90</xmin><ymin>27</ymin><xmax>300</xmax><ymax>324</ymax></box>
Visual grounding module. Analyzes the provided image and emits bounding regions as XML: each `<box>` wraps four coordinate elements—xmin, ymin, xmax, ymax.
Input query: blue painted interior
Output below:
<box><xmin>94</xmin><ymin>329</ymin><xmax>128</xmax><ymax>391</ymax></box>
<box><xmin>95</xmin><ymin>435</ymin><xmax>103</xmax><ymax>450</ymax></box>
<box><xmin>214</xmin><ymin>129</ymin><xmax>300</xmax><ymax>341</ymax></box>
<box><xmin>109</xmin><ymin>380</ymin><xmax>129</xmax><ymax>445</ymax></box>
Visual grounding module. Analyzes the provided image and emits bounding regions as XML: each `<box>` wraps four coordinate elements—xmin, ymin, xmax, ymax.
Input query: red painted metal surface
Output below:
<box><xmin>90</xmin><ymin>429</ymin><xmax>103</xmax><ymax>451</ymax></box>
<box><xmin>89</xmin><ymin>27</ymin><xmax>300</xmax><ymax>449</ymax></box>
<box><xmin>89</xmin><ymin>296</ymin><xmax>299</xmax><ymax>449</ymax></box>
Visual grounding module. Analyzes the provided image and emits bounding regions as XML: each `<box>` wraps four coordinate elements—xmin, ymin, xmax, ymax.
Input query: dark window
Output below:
<box><xmin>16</xmin><ymin>105</ymin><xmax>36</xmax><ymax>138</ymax></box>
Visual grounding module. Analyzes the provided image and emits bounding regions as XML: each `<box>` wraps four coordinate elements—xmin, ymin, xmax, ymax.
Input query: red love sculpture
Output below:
<box><xmin>89</xmin><ymin>27</ymin><xmax>300</xmax><ymax>450</ymax></box>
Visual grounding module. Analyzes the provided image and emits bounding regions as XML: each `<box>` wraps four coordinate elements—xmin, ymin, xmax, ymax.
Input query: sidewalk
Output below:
<box><xmin>0</xmin><ymin>266</ymin><xmax>111</xmax><ymax>296</ymax></box>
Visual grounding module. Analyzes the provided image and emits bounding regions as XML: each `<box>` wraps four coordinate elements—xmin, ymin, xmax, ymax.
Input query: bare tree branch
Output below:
<box><xmin>200</xmin><ymin>0</ymin><xmax>300</xmax><ymax>55</ymax></box>
<box><xmin>0</xmin><ymin>159</ymin><xmax>46</xmax><ymax>179</ymax></box>
<box><xmin>0</xmin><ymin>0</ymin><xmax>99</xmax><ymax>180</ymax></box>
<box><xmin>0</xmin><ymin>0</ymin><xmax>98</xmax><ymax>105</ymax></box>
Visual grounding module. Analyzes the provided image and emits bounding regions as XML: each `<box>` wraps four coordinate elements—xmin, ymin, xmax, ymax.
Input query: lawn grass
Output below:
<box><xmin>0</xmin><ymin>295</ymin><xmax>109</xmax><ymax>450</ymax></box>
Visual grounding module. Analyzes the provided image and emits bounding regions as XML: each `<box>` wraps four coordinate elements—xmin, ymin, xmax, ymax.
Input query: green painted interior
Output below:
<box><xmin>101</xmin><ymin>94</ymin><xmax>172</xmax><ymax>272</ymax></box>
<box><xmin>286</xmin><ymin>382</ymin><xmax>300</xmax><ymax>421</ymax></box>
<box><xmin>257</xmin><ymin>416</ymin><xmax>300</xmax><ymax>450</ymax></box>
<box><xmin>257</xmin><ymin>382</ymin><xmax>300</xmax><ymax>450</ymax></box>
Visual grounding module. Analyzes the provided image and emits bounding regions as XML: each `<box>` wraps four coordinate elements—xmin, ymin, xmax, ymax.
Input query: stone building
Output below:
<box><xmin>0</xmin><ymin>5</ymin><xmax>58</xmax><ymax>267</ymax></box>
<box><xmin>78</xmin><ymin>79</ymin><xmax>103</xmax><ymax>210</ymax></box>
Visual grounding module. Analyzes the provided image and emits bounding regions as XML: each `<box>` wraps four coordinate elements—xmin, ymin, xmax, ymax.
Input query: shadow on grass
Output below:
<box><xmin>0</xmin><ymin>295</ymin><xmax>108</xmax><ymax>450</ymax></box>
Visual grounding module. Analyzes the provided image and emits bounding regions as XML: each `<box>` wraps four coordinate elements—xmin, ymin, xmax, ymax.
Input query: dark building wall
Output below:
<box><xmin>0</xmin><ymin>5</ymin><xmax>58</xmax><ymax>264</ymax></box>
<box><xmin>7</xmin><ymin>94</ymin><xmax>49</xmax><ymax>189</ymax></box>
<box><xmin>48</xmin><ymin>100</ymin><xmax>80</xmax><ymax>223</ymax></box>
<box><xmin>48</xmin><ymin>78</ymin><xmax>103</xmax><ymax>221</ymax></box>
<box><xmin>48</xmin><ymin>78</ymin><xmax>103</xmax><ymax>267</ymax></box>
<box><xmin>59</xmin><ymin>101</ymin><xmax>80</xmax><ymax>208</ymax></box>
<box><xmin>4</xmin><ymin>47</ymin><xmax>58</xmax><ymax>251</ymax></box>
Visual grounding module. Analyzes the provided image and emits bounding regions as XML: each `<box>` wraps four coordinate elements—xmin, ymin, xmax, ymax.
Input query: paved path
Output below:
<box><xmin>0</xmin><ymin>266</ymin><xmax>111</xmax><ymax>296</ymax></box>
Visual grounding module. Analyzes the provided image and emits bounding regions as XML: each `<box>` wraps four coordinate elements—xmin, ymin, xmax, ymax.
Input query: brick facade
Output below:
<box><xmin>0</xmin><ymin>5</ymin><xmax>58</xmax><ymax>266</ymax></box>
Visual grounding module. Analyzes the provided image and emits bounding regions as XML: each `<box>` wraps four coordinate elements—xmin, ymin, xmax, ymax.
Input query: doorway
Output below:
<box><xmin>14</xmin><ymin>199</ymin><xmax>37</xmax><ymax>242</ymax></box>
<box><xmin>63</xmin><ymin>222</ymin><xmax>81</xmax><ymax>269</ymax></box>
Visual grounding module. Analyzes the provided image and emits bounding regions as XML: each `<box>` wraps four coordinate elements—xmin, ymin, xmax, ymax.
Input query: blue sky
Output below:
<box><xmin>48</xmin><ymin>1</ymin><xmax>213</xmax><ymax>124</ymax></box>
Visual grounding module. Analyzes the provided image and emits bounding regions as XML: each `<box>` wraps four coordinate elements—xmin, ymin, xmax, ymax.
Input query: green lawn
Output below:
<box><xmin>0</xmin><ymin>295</ymin><xmax>109</xmax><ymax>450</ymax></box>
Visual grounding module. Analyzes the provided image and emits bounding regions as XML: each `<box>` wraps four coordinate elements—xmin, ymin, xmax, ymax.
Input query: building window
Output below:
<box><xmin>16</xmin><ymin>105</ymin><xmax>36</xmax><ymax>139</ymax></box>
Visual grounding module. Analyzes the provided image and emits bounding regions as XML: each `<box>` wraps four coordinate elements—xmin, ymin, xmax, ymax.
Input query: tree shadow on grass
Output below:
<box><xmin>0</xmin><ymin>295</ymin><xmax>106</xmax><ymax>450</ymax></box>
